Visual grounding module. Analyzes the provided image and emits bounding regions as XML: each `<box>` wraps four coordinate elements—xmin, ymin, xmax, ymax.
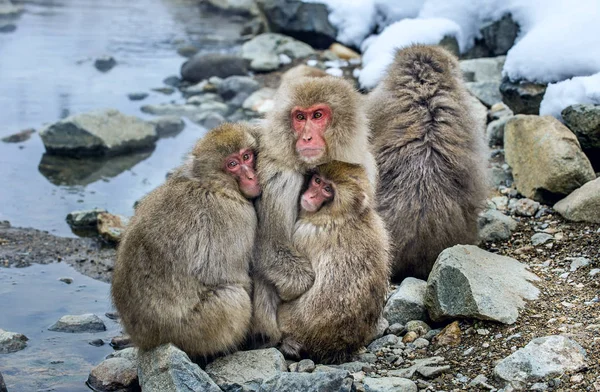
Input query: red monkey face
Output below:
<box><xmin>301</xmin><ymin>174</ymin><xmax>334</xmax><ymax>213</ymax></box>
<box><xmin>224</xmin><ymin>149</ymin><xmax>261</xmax><ymax>198</ymax></box>
<box><xmin>291</xmin><ymin>104</ymin><xmax>331</xmax><ymax>163</ymax></box>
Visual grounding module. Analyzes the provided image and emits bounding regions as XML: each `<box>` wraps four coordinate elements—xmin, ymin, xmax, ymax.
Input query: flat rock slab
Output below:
<box><xmin>40</xmin><ymin>109</ymin><xmax>157</xmax><ymax>157</ymax></box>
<box><xmin>87</xmin><ymin>357</ymin><xmax>139</xmax><ymax>392</ymax></box>
<box><xmin>205</xmin><ymin>348</ymin><xmax>287</xmax><ymax>392</ymax></box>
<box><xmin>504</xmin><ymin>115</ymin><xmax>595</xmax><ymax>203</ymax></box>
<box><xmin>493</xmin><ymin>335</ymin><xmax>587</xmax><ymax>389</ymax></box>
<box><xmin>138</xmin><ymin>344</ymin><xmax>220</xmax><ymax>392</ymax></box>
<box><xmin>384</xmin><ymin>278</ymin><xmax>428</xmax><ymax>325</ymax></box>
<box><xmin>425</xmin><ymin>245</ymin><xmax>540</xmax><ymax>324</ymax></box>
<box><xmin>258</xmin><ymin>370</ymin><xmax>353</xmax><ymax>392</ymax></box>
<box><xmin>363</xmin><ymin>376</ymin><xmax>417</xmax><ymax>392</ymax></box>
<box><xmin>0</xmin><ymin>329</ymin><xmax>28</xmax><ymax>353</ymax></box>
<box><xmin>554</xmin><ymin>177</ymin><xmax>600</xmax><ymax>223</ymax></box>
<box><xmin>48</xmin><ymin>314</ymin><xmax>106</xmax><ymax>333</ymax></box>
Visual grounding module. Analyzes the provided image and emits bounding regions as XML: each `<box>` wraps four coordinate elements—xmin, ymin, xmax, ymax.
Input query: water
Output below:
<box><xmin>0</xmin><ymin>0</ymin><xmax>247</xmax><ymax>237</ymax></box>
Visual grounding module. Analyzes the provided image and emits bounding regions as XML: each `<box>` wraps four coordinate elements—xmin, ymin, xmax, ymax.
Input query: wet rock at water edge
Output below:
<box><xmin>94</xmin><ymin>55</ymin><xmax>117</xmax><ymax>72</ymax></box>
<box><xmin>66</xmin><ymin>208</ymin><xmax>107</xmax><ymax>228</ymax></box>
<box><xmin>425</xmin><ymin>245</ymin><xmax>540</xmax><ymax>324</ymax></box>
<box><xmin>127</xmin><ymin>92</ymin><xmax>149</xmax><ymax>101</ymax></box>
<box><xmin>2</xmin><ymin>128</ymin><xmax>35</xmax><ymax>143</ymax></box>
<box><xmin>0</xmin><ymin>329</ymin><xmax>28</xmax><ymax>353</ymax></box>
<box><xmin>493</xmin><ymin>335</ymin><xmax>587</xmax><ymax>389</ymax></box>
<box><xmin>500</xmin><ymin>79</ymin><xmax>546</xmax><ymax>115</ymax></box>
<box><xmin>88</xmin><ymin>356</ymin><xmax>140</xmax><ymax>392</ymax></box>
<box><xmin>40</xmin><ymin>109</ymin><xmax>158</xmax><ymax>157</ymax></box>
<box><xmin>149</xmin><ymin>116</ymin><xmax>185</xmax><ymax>138</ymax></box>
<box><xmin>48</xmin><ymin>313</ymin><xmax>106</xmax><ymax>333</ymax></box>
<box><xmin>217</xmin><ymin>75</ymin><xmax>260</xmax><ymax>107</ymax></box>
<box><xmin>554</xmin><ymin>177</ymin><xmax>600</xmax><ymax>223</ymax></box>
<box><xmin>242</xmin><ymin>33</ymin><xmax>316</xmax><ymax>72</ymax></box>
<box><xmin>384</xmin><ymin>278</ymin><xmax>428</xmax><ymax>325</ymax></box>
<box><xmin>111</xmin><ymin>335</ymin><xmax>133</xmax><ymax>350</ymax></box>
<box><xmin>181</xmin><ymin>53</ymin><xmax>249</xmax><ymax>83</ymax></box>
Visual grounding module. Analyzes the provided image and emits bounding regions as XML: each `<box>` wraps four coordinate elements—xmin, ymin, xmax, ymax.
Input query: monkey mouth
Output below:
<box><xmin>297</xmin><ymin>147</ymin><xmax>324</xmax><ymax>159</ymax></box>
<box><xmin>300</xmin><ymin>197</ymin><xmax>318</xmax><ymax>212</ymax></box>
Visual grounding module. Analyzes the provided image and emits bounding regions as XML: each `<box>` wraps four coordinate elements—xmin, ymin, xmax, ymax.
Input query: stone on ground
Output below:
<box><xmin>384</xmin><ymin>278</ymin><xmax>428</xmax><ymax>325</ymax></box>
<box><xmin>554</xmin><ymin>177</ymin><xmax>600</xmax><ymax>223</ymax></box>
<box><xmin>0</xmin><ymin>329</ymin><xmax>28</xmax><ymax>353</ymax></box>
<box><xmin>87</xmin><ymin>356</ymin><xmax>139</xmax><ymax>392</ymax></box>
<box><xmin>258</xmin><ymin>369</ymin><xmax>353</xmax><ymax>392</ymax></box>
<box><xmin>478</xmin><ymin>209</ymin><xmax>518</xmax><ymax>242</ymax></box>
<box><xmin>425</xmin><ymin>245</ymin><xmax>540</xmax><ymax>324</ymax></box>
<box><xmin>363</xmin><ymin>376</ymin><xmax>417</xmax><ymax>392</ymax></box>
<box><xmin>493</xmin><ymin>335</ymin><xmax>587</xmax><ymax>389</ymax></box>
<box><xmin>181</xmin><ymin>53</ymin><xmax>248</xmax><ymax>83</ymax></box>
<box><xmin>205</xmin><ymin>348</ymin><xmax>287</xmax><ymax>391</ymax></box>
<box><xmin>48</xmin><ymin>314</ymin><xmax>106</xmax><ymax>333</ymax></box>
<box><xmin>40</xmin><ymin>109</ymin><xmax>157</xmax><ymax>157</ymax></box>
<box><xmin>504</xmin><ymin>115</ymin><xmax>595</xmax><ymax>203</ymax></box>
<box><xmin>217</xmin><ymin>75</ymin><xmax>260</xmax><ymax>107</ymax></box>
<box><xmin>94</xmin><ymin>56</ymin><xmax>117</xmax><ymax>72</ymax></box>
<box><xmin>500</xmin><ymin>79</ymin><xmax>546</xmax><ymax>115</ymax></box>
<box><xmin>138</xmin><ymin>344</ymin><xmax>221</xmax><ymax>392</ymax></box>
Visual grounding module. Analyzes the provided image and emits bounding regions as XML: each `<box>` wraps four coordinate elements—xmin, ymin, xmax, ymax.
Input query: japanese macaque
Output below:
<box><xmin>111</xmin><ymin>123</ymin><xmax>260</xmax><ymax>358</ymax></box>
<box><xmin>366</xmin><ymin>44</ymin><xmax>488</xmax><ymax>282</ymax></box>
<box><xmin>278</xmin><ymin>161</ymin><xmax>390</xmax><ymax>364</ymax></box>
<box><xmin>252</xmin><ymin>75</ymin><xmax>378</xmax><ymax>345</ymax></box>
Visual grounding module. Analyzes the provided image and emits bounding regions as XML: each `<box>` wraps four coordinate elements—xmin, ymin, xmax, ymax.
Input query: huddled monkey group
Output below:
<box><xmin>111</xmin><ymin>45</ymin><xmax>488</xmax><ymax>364</ymax></box>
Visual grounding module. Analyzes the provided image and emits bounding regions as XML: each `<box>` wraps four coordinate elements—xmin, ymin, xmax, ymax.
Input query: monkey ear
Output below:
<box><xmin>356</xmin><ymin>190</ymin><xmax>371</xmax><ymax>213</ymax></box>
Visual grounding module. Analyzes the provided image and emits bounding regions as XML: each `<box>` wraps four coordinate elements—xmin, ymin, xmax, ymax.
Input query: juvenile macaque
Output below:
<box><xmin>278</xmin><ymin>161</ymin><xmax>390</xmax><ymax>364</ymax></box>
<box><xmin>111</xmin><ymin>123</ymin><xmax>260</xmax><ymax>358</ymax></box>
<box><xmin>252</xmin><ymin>76</ymin><xmax>378</xmax><ymax>345</ymax></box>
<box><xmin>366</xmin><ymin>44</ymin><xmax>488</xmax><ymax>281</ymax></box>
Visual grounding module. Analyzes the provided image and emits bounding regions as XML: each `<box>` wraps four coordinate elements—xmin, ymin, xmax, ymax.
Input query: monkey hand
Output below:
<box><xmin>271</xmin><ymin>251</ymin><xmax>315</xmax><ymax>302</ymax></box>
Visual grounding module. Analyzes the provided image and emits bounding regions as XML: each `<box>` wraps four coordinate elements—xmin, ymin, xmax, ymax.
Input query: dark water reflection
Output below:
<box><xmin>0</xmin><ymin>0</ymin><xmax>247</xmax><ymax>236</ymax></box>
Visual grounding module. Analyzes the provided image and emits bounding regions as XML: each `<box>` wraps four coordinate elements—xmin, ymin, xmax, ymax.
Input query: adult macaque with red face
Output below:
<box><xmin>112</xmin><ymin>123</ymin><xmax>260</xmax><ymax>358</ymax></box>
<box><xmin>278</xmin><ymin>162</ymin><xmax>390</xmax><ymax>364</ymax></box>
<box><xmin>251</xmin><ymin>76</ymin><xmax>378</xmax><ymax>346</ymax></box>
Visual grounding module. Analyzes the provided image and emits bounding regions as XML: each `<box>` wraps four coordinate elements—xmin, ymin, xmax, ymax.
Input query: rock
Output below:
<box><xmin>367</xmin><ymin>334</ymin><xmax>399</xmax><ymax>352</ymax></box>
<box><xmin>470</xmin><ymin>374</ymin><xmax>496</xmax><ymax>390</ymax></box>
<box><xmin>481</xmin><ymin>14</ymin><xmax>519</xmax><ymax>56</ymax></box>
<box><xmin>531</xmin><ymin>233</ymin><xmax>553</xmax><ymax>246</ymax></box>
<box><xmin>438</xmin><ymin>35</ymin><xmax>460</xmax><ymax>57</ymax></box>
<box><xmin>554</xmin><ymin>177</ymin><xmax>600</xmax><ymax>223</ymax></box>
<box><xmin>332</xmin><ymin>362</ymin><xmax>371</xmax><ymax>373</ymax></box>
<box><xmin>386</xmin><ymin>323</ymin><xmax>405</xmax><ymax>336</ymax></box>
<box><xmin>162</xmin><ymin>76</ymin><xmax>181</xmax><ymax>87</ymax></box>
<box><xmin>182</xmin><ymin>80</ymin><xmax>219</xmax><ymax>97</ymax></box>
<box><xmin>289</xmin><ymin>359</ymin><xmax>315</xmax><ymax>373</ymax></box>
<box><xmin>89</xmin><ymin>338</ymin><xmax>105</xmax><ymax>347</ymax></box>
<box><xmin>466</xmin><ymin>81</ymin><xmax>502</xmax><ymax>107</ymax></box>
<box><xmin>388</xmin><ymin>357</ymin><xmax>446</xmax><ymax>379</ymax></box>
<box><xmin>568</xmin><ymin>257</ymin><xmax>591</xmax><ymax>272</ymax></box>
<box><xmin>58</xmin><ymin>277</ymin><xmax>73</xmax><ymax>284</ymax></box>
<box><xmin>108</xmin><ymin>347</ymin><xmax>138</xmax><ymax>361</ymax></box>
<box><xmin>141</xmin><ymin>103</ymin><xmax>204</xmax><ymax>118</ymax></box>
<box><xmin>402</xmin><ymin>331</ymin><xmax>418</xmax><ymax>343</ymax></box>
<box><xmin>127</xmin><ymin>92</ymin><xmax>148</xmax><ymax>101</ymax></box>
<box><xmin>177</xmin><ymin>45</ymin><xmax>199</xmax><ymax>58</ymax></box>
<box><xmin>187</xmin><ymin>93</ymin><xmax>223</xmax><ymax>106</ymax></box>
<box><xmin>149</xmin><ymin>116</ymin><xmax>185</xmax><ymax>137</ymax></box>
<box><xmin>243</xmin><ymin>88</ymin><xmax>276</xmax><ymax>114</ymax></box>
<box><xmin>205</xmin><ymin>348</ymin><xmax>287</xmax><ymax>391</ymax></box>
<box><xmin>562</xmin><ymin>104</ymin><xmax>600</xmax><ymax>150</ymax></box>
<box><xmin>504</xmin><ymin>115</ymin><xmax>595</xmax><ymax>203</ymax></box>
<box><xmin>205</xmin><ymin>0</ymin><xmax>258</xmax><ymax>15</ymax></box>
<box><xmin>363</xmin><ymin>377</ymin><xmax>417</xmax><ymax>392</ymax></box>
<box><xmin>384</xmin><ymin>278</ymin><xmax>428</xmax><ymax>325</ymax></box>
<box><xmin>0</xmin><ymin>371</ymin><xmax>6</xmax><ymax>392</ymax></box>
<box><xmin>218</xmin><ymin>76</ymin><xmax>260</xmax><ymax>107</ymax></box>
<box><xmin>95</xmin><ymin>56</ymin><xmax>117</xmax><ymax>72</ymax></box>
<box><xmin>181</xmin><ymin>53</ymin><xmax>249</xmax><ymax>83</ymax></box>
<box><xmin>242</xmin><ymin>33</ymin><xmax>316</xmax><ymax>72</ymax></box>
<box><xmin>259</xmin><ymin>370</ymin><xmax>353</xmax><ymax>392</ymax></box>
<box><xmin>478</xmin><ymin>209</ymin><xmax>518</xmax><ymax>242</ymax></box>
<box><xmin>97</xmin><ymin>212</ymin><xmax>128</xmax><ymax>243</ymax></box>
<box><xmin>138</xmin><ymin>344</ymin><xmax>221</xmax><ymax>392</ymax></box>
<box><xmin>329</xmin><ymin>43</ymin><xmax>360</xmax><ymax>60</ymax></box>
<box><xmin>193</xmin><ymin>112</ymin><xmax>226</xmax><ymax>129</ymax></box>
<box><xmin>111</xmin><ymin>335</ymin><xmax>133</xmax><ymax>350</ymax></box>
<box><xmin>500</xmin><ymin>79</ymin><xmax>547</xmax><ymax>115</ymax></box>
<box><xmin>40</xmin><ymin>109</ymin><xmax>157</xmax><ymax>157</ymax></box>
<box><xmin>425</xmin><ymin>245</ymin><xmax>540</xmax><ymax>324</ymax></box>
<box><xmin>258</xmin><ymin>0</ymin><xmax>336</xmax><ymax>49</ymax></box>
<box><xmin>460</xmin><ymin>57</ymin><xmax>505</xmax><ymax>83</ymax></box>
<box><xmin>490</xmin><ymin>102</ymin><xmax>514</xmax><ymax>120</ymax></box>
<box><xmin>405</xmin><ymin>320</ymin><xmax>431</xmax><ymax>336</ymax></box>
<box><xmin>509</xmin><ymin>198</ymin><xmax>540</xmax><ymax>217</ymax></box>
<box><xmin>66</xmin><ymin>208</ymin><xmax>107</xmax><ymax>228</ymax></box>
<box><xmin>412</xmin><ymin>338</ymin><xmax>429</xmax><ymax>349</ymax></box>
<box><xmin>0</xmin><ymin>329</ymin><xmax>28</xmax><ymax>353</ymax></box>
<box><xmin>432</xmin><ymin>321</ymin><xmax>461</xmax><ymax>346</ymax></box>
<box><xmin>0</xmin><ymin>0</ymin><xmax>22</xmax><ymax>17</ymax></box>
<box><xmin>493</xmin><ymin>335</ymin><xmax>587</xmax><ymax>389</ymax></box>
<box><xmin>87</xmin><ymin>356</ymin><xmax>139</xmax><ymax>392</ymax></box>
<box><xmin>1</xmin><ymin>128</ymin><xmax>35</xmax><ymax>143</ymax></box>
<box><xmin>48</xmin><ymin>314</ymin><xmax>106</xmax><ymax>333</ymax></box>
<box><xmin>151</xmin><ymin>87</ymin><xmax>175</xmax><ymax>95</ymax></box>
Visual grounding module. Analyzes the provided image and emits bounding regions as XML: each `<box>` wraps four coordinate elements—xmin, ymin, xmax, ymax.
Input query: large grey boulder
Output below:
<box><xmin>504</xmin><ymin>115</ymin><xmax>595</xmax><ymax>204</ymax></box>
<box><xmin>87</xmin><ymin>356</ymin><xmax>139</xmax><ymax>392</ymax></box>
<box><xmin>425</xmin><ymin>245</ymin><xmax>540</xmax><ymax>324</ymax></box>
<box><xmin>480</xmin><ymin>14</ymin><xmax>519</xmax><ymax>56</ymax></box>
<box><xmin>242</xmin><ymin>33</ymin><xmax>315</xmax><ymax>72</ymax></box>
<box><xmin>562</xmin><ymin>104</ymin><xmax>600</xmax><ymax>150</ymax></box>
<box><xmin>48</xmin><ymin>314</ymin><xmax>106</xmax><ymax>333</ymax></box>
<box><xmin>205</xmin><ymin>348</ymin><xmax>287</xmax><ymax>392</ymax></box>
<box><xmin>40</xmin><ymin>109</ymin><xmax>157</xmax><ymax>157</ymax></box>
<box><xmin>181</xmin><ymin>53</ymin><xmax>249</xmax><ymax>83</ymax></box>
<box><xmin>478</xmin><ymin>209</ymin><xmax>518</xmax><ymax>242</ymax></box>
<box><xmin>138</xmin><ymin>344</ymin><xmax>221</xmax><ymax>392</ymax></box>
<box><xmin>384</xmin><ymin>278</ymin><xmax>428</xmax><ymax>325</ymax></box>
<box><xmin>363</xmin><ymin>376</ymin><xmax>417</xmax><ymax>392</ymax></box>
<box><xmin>258</xmin><ymin>0</ymin><xmax>337</xmax><ymax>49</ymax></box>
<box><xmin>258</xmin><ymin>370</ymin><xmax>353</xmax><ymax>392</ymax></box>
<box><xmin>0</xmin><ymin>329</ymin><xmax>28</xmax><ymax>353</ymax></box>
<box><xmin>500</xmin><ymin>79</ymin><xmax>547</xmax><ymax>115</ymax></box>
<box><xmin>493</xmin><ymin>336</ymin><xmax>587</xmax><ymax>389</ymax></box>
<box><xmin>461</xmin><ymin>56</ymin><xmax>505</xmax><ymax>107</ymax></box>
<box><xmin>554</xmin><ymin>177</ymin><xmax>600</xmax><ymax>223</ymax></box>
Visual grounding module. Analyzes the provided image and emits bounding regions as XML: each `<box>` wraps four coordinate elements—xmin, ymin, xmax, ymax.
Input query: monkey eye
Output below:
<box><xmin>242</xmin><ymin>153</ymin><xmax>250</xmax><ymax>161</ymax></box>
<box><xmin>313</xmin><ymin>111</ymin><xmax>322</xmax><ymax>119</ymax></box>
<box><xmin>296</xmin><ymin>113</ymin><xmax>305</xmax><ymax>121</ymax></box>
<box><xmin>228</xmin><ymin>161</ymin><xmax>238</xmax><ymax>168</ymax></box>
<box><xmin>314</xmin><ymin>177</ymin><xmax>321</xmax><ymax>184</ymax></box>
<box><xmin>323</xmin><ymin>185</ymin><xmax>332</xmax><ymax>195</ymax></box>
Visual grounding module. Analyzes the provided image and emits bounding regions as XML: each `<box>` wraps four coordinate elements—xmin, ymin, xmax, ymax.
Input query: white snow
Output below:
<box><xmin>539</xmin><ymin>73</ymin><xmax>600</xmax><ymax>120</ymax></box>
<box><xmin>358</xmin><ymin>18</ymin><xmax>461</xmax><ymax>89</ymax></box>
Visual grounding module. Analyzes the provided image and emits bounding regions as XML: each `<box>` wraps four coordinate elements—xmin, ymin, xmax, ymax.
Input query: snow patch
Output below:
<box><xmin>539</xmin><ymin>73</ymin><xmax>600</xmax><ymax>120</ymax></box>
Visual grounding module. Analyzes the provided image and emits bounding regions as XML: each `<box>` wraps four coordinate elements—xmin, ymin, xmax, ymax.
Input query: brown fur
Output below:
<box><xmin>278</xmin><ymin>162</ymin><xmax>390</xmax><ymax>364</ymax></box>
<box><xmin>111</xmin><ymin>123</ymin><xmax>257</xmax><ymax>358</ymax></box>
<box><xmin>252</xmin><ymin>76</ymin><xmax>378</xmax><ymax>345</ymax></box>
<box><xmin>366</xmin><ymin>45</ymin><xmax>488</xmax><ymax>282</ymax></box>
